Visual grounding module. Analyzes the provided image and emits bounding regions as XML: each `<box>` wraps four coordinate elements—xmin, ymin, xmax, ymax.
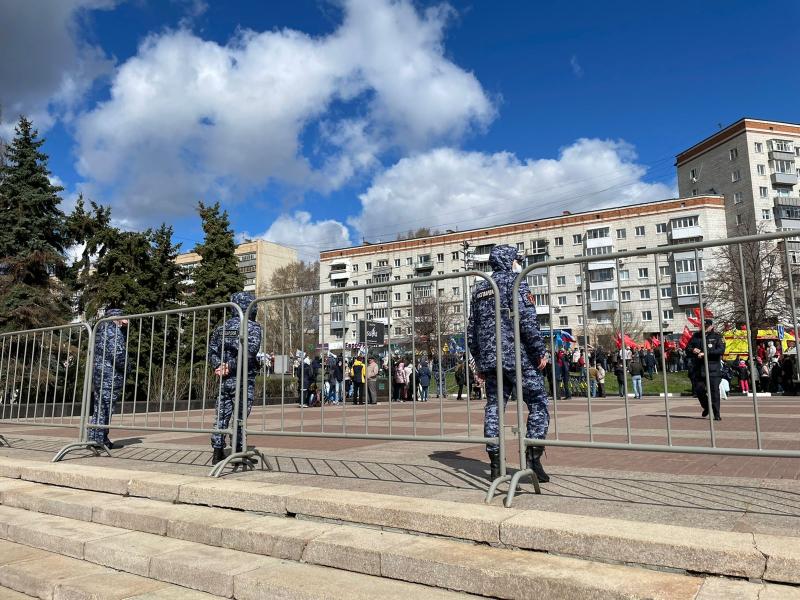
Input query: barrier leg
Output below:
<box><xmin>52</xmin><ymin>440</ymin><xmax>111</xmax><ymax>462</ymax></box>
<box><xmin>0</xmin><ymin>434</ymin><xmax>8</xmax><ymax>447</ymax></box>
<box><xmin>209</xmin><ymin>446</ymin><xmax>268</xmax><ymax>478</ymax></box>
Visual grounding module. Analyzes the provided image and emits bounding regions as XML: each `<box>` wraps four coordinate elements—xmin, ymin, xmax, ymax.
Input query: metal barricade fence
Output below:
<box><xmin>0</xmin><ymin>323</ymin><xmax>92</xmax><ymax>447</ymax></box>
<box><xmin>232</xmin><ymin>271</ymin><xmax>509</xmax><ymax>483</ymax></box>
<box><xmin>53</xmin><ymin>303</ymin><xmax>247</xmax><ymax>473</ymax></box>
<box><xmin>505</xmin><ymin>230</ymin><xmax>800</xmax><ymax>507</ymax></box>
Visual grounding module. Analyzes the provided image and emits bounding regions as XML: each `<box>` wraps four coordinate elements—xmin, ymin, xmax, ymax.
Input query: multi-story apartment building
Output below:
<box><xmin>676</xmin><ymin>118</ymin><xmax>800</xmax><ymax>235</ymax></box>
<box><xmin>176</xmin><ymin>239</ymin><xmax>297</xmax><ymax>294</ymax></box>
<box><xmin>319</xmin><ymin>196</ymin><xmax>726</xmax><ymax>351</ymax></box>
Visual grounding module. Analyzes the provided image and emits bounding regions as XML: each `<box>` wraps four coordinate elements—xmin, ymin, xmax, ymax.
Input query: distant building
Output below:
<box><xmin>176</xmin><ymin>239</ymin><xmax>297</xmax><ymax>294</ymax></box>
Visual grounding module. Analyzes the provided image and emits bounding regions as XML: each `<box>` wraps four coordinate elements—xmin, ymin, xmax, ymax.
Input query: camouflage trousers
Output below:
<box><xmin>484</xmin><ymin>369</ymin><xmax>549</xmax><ymax>454</ymax></box>
<box><xmin>211</xmin><ymin>382</ymin><xmax>254</xmax><ymax>451</ymax></box>
<box><xmin>88</xmin><ymin>388</ymin><xmax>117</xmax><ymax>444</ymax></box>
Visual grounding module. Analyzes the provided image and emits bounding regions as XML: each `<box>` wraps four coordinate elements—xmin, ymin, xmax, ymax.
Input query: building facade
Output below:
<box><xmin>676</xmin><ymin>119</ymin><xmax>800</xmax><ymax>236</ymax></box>
<box><xmin>176</xmin><ymin>239</ymin><xmax>298</xmax><ymax>294</ymax></box>
<box><xmin>319</xmin><ymin>196</ymin><xmax>727</xmax><ymax>351</ymax></box>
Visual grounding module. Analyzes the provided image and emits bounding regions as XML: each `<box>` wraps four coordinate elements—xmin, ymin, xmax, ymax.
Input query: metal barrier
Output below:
<box><xmin>0</xmin><ymin>323</ymin><xmax>92</xmax><ymax>447</ymax></box>
<box><xmin>53</xmin><ymin>303</ymin><xmax>249</xmax><ymax>476</ymax></box>
<box><xmin>504</xmin><ymin>230</ymin><xmax>800</xmax><ymax>507</ymax></box>
<box><xmin>234</xmin><ymin>271</ymin><xmax>509</xmax><ymax>488</ymax></box>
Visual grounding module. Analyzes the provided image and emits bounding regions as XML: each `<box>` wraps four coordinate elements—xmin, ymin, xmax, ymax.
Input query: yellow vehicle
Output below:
<box><xmin>722</xmin><ymin>328</ymin><xmax>796</xmax><ymax>361</ymax></box>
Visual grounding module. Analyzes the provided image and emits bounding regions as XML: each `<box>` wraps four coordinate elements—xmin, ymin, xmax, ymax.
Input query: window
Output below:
<box><xmin>559</xmin><ymin>316</ymin><xmax>568</xmax><ymax>326</ymax></box>
<box><xmin>589</xmin><ymin>268</ymin><xmax>614</xmax><ymax>283</ymax></box>
<box><xmin>757</xmin><ymin>164</ymin><xmax>766</xmax><ymax>176</ymax></box>
<box><xmin>531</xmin><ymin>292</ymin><xmax>547</xmax><ymax>305</ymax></box>
<box><xmin>575</xmin><ymin>294</ymin><xmax>582</xmax><ymax>305</ymax></box>
<box><xmin>672</xmin><ymin>216</ymin><xmax>698</xmax><ymax>228</ymax></box>
<box><xmin>394</xmin><ymin>259</ymin><xmax>400</xmax><ymax>267</ymax></box>
<box><xmin>677</xmin><ymin>283</ymin><xmax>698</xmax><ymax>296</ymax></box>
<box><xmin>769</xmin><ymin>139</ymin><xmax>793</xmax><ymax>152</ymax></box>
<box><xmin>436</xmin><ymin>253</ymin><xmax>444</xmax><ymax>262</ymax></box>
<box><xmin>452</xmin><ymin>304</ymin><xmax>462</xmax><ymax>314</ymax></box>
<box><xmin>619</xmin><ymin>269</ymin><xmax>630</xmax><ymax>281</ymax></box>
<box><xmin>572</xmin><ymin>234</ymin><xmax>583</xmax><ymax>245</ymax></box>
<box><xmin>638</xmin><ymin>267</ymin><xmax>649</xmax><ymax>279</ymax></box>
<box><xmin>689</xmin><ymin>168</ymin><xmax>697</xmax><ymax>180</ymax></box>
<box><xmin>554</xmin><ymin>236</ymin><xmax>564</xmax><ymax>247</ymax></box>
<box><xmin>660</xmin><ymin>286</ymin><xmax>672</xmax><ymax>298</ymax></box>
<box><xmin>406</xmin><ymin>275</ymin><xmax>414</xmax><ymax>279</ymax></box>
<box><xmin>394</xmin><ymin>309</ymin><xmax>401</xmax><ymax>318</ymax></box>
<box><xmin>575</xmin><ymin>274</ymin><xmax>582</xmax><ymax>285</ymax></box>
<box><xmin>377</xmin><ymin>259</ymin><xmax>388</xmax><ymax>267</ymax></box>
<box><xmin>556</xmin><ymin>275</ymin><xmax>566</xmax><ymax>286</ymax></box>
<box><xmin>640</xmin><ymin>289</ymin><xmax>651</xmax><ymax>300</ymax></box>
<box><xmin>451</xmin><ymin>251</ymin><xmax>459</xmax><ymax>261</ymax></box>
<box><xmin>586</xmin><ymin>227</ymin><xmax>610</xmax><ymax>239</ymax></box>
<box><xmin>590</xmin><ymin>288</ymin><xmax>615</xmax><ymax>301</ymax></box>
<box><xmin>659</xmin><ymin>265</ymin><xmax>670</xmax><ymax>277</ymax></box>
<box><xmin>529</xmin><ymin>274</ymin><xmax>546</xmax><ymax>287</ymax></box>
<box><xmin>452</xmin><ymin>286</ymin><xmax>460</xmax><ymax>296</ymax></box>
<box><xmin>406</xmin><ymin>257</ymin><xmax>413</xmax><ymax>265</ymax></box>
<box><xmin>656</xmin><ymin>223</ymin><xmax>668</xmax><ymax>234</ymax></box>
<box><xmin>394</xmin><ymin>276</ymin><xmax>400</xmax><ymax>281</ymax></box>
<box><xmin>635</xmin><ymin>226</ymin><xmax>645</xmax><ymax>236</ymax></box>
<box><xmin>641</xmin><ymin>310</ymin><xmax>652</xmax><ymax>321</ymax></box>
<box><xmin>731</xmin><ymin>170</ymin><xmax>741</xmax><ymax>182</ymax></box>
<box><xmin>623</xmin><ymin>312</ymin><xmax>633</xmax><ymax>323</ymax></box>
<box><xmin>692</xmin><ymin>188</ymin><xmax>698</xmax><ymax>196</ymax></box>
<box><xmin>736</xmin><ymin>214</ymin><xmax>743</xmax><ymax>225</ymax></box>
<box><xmin>675</xmin><ymin>258</ymin><xmax>702</xmax><ymax>273</ymax></box>
<box><xmin>771</xmin><ymin>159</ymin><xmax>795</xmax><ymax>174</ymax></box>
<box><xmin>394</xmin><ymin>293</ymin><xmax>401</xmax><ymax>301</ymax></box>
<box><xmin>366</xmin><ymin>278</ymin><xmax>372</xmax><ymax>285</ymax></box>
<box><xmin>365</xmin><ymin>262</ymin><xmax>372</xmax><ymax>270</ymax></box>
<box><xmin>351</xmin><ymin>296</ymin><xmax>359</xmax><ymax>305</ymax></box>
<box><xmin>577</xmin><ymin>315</ymin><xmax>584</xmax><ymax>325</ymax></box>
<box><xmin>762</xmin><ymin>209</ymin><xmax>772</xmax><ymax>221</ymax></box>
<box><xmin>557</xmin><ymin>295</ymin><xmax>567</xmax><ymax>306</ymax></box>
<box><xmin>585</xmin><ymin>245</ymin><xmax>612</xmax><ymax>256</ymax></box>
<box><xmin>352</xmin><ymin>264</ymin><xmax>359</xmax><ymax>272</ymax></box>
<box><xmin>760</xmin><ymin>186</ymin><xmax>769</xmax><ymax>198</ymax></box>
<box><xmin>616</xmin><ymin>228</ymin><xmax>626</xmax><ymax>239</ymax></box>
<box><xmin>516</xmin><ymin>242</ymin><xmax>525</xmax><ymax>252</ymax></box>
<box><xmin>733</xmin><ymin>191</ymin><xmax>743</xmax><ymax>204</ymax></box>
<box><xmin>754</xmin><ymin>142</ymin><xmax>763</xmax><ymax>153</ymax></box>
<box><xmin>530</xmin><ymin>239</ymin><xmax>548</xmax><ymax>260</ymax></box>
<box><xmin>621</xmin><ymin>290</ymin><xmax>631</xmax><ymax>301</ymax></box>
<box><xmin>662</xmin><ymin>309</ymin><xmax>674</xmax><ymax>321</ymax></box>
<box><xmin>729</xmin><ymin>148</ymin><xmax>738</xmax><ymax>160</ymax></box>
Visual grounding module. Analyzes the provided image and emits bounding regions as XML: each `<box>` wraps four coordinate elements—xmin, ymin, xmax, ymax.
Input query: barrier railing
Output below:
<box><xmin>0</xmin><ymin>323</ymin><xmax>92</xmax><ymax>448</ymax></box>
<box><xmin>53</xmin><ymin>303</ymin><xmax>248</xmax><ymax>474</ymax></box>
<box><xmin>232</xmin><ymin>271</ymin><xmax>509</xmax><ymax>490</ymax></box>
<box><xmin>504</xmin><ymin>229</ymin><xmax>800</xmax><ymax>507</ymax></box>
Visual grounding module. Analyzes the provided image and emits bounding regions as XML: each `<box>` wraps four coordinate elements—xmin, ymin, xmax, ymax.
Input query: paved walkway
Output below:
<box><xmin>1</xmin><ymin>393</ymin><xmax>798</xmax><ymax>537</ymax></box>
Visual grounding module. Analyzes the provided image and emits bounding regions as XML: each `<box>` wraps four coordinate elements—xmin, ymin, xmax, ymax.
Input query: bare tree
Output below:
<box><xmin>395</xmin><ymin>227</ymin><xmax>441</xmax><ymax>241</ymax></box>
<box><xmin>704</xmin><ymin>223</ymin><xmax>789</xmax><ymax>330</ymax></box>
<box><xmin>397</xmin><ymin>290</ymin><xmax>463</xmax><ymax>355</ymax></box>
<box><xmin>258</xmin><ymin>261</ymin><xmax>320</xmax><ymax>355</ymax></box>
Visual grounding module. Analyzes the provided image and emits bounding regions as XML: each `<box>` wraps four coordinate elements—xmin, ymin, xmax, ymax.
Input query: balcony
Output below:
<box><xmin>589</xmin><ymin>279</ymin><xmax>616</xmax><ymax>290</ymax></box>
<box><xmin>673</xmin><ymin>248</ymin><xmax>703</xmax><ymax>261</ymax></box>
<box><xmin>374</xmin><ymin>265</ymin><xmax>392</xmax><ymax>276</ymax></box>
<box><xmin>670</xmin><ymin>225</ymin><xmax>703</xmax><ymax>241</ymax></box>
<box><xmin>585</xmin><ymin>236</ymin><xmax>613</xmax><ymax>250</ymax></box>
<box><xmin>769</xmin><ymin>149</ymin><xmax>796</xmax><ymax>162</ymax></box>
<box><xmin>414</xmin><ymin>260</ymin><xmax>434</xmax><ymax>273</ymax></box>
<box><xmin>675</xmin><ymin>271</ymin><xmax>704</xmax><ymax>285</ymax></box>
<box><xmin>533</xmin><ymin>304</ymin><xmax>550</xmax><ymax>315</ymax></box>
<box><xmin>586</xmin><ymin>259</ymin><xmax>616</xmax><ymax>271</ymax></box>
<box><xmin>590</xmin><ymin>300</ymin><xmax>618</xmax><ymax>311</ymax></box>
<box><xmin>774</xmin><ymin>197</ymin><xmax>800</xmax><ymax>229</ymax></box>
<box><xmin>330</xmin><ymin>268</ymin><xmax>351</xmax><ymax>281</ymax></box>
<box><xmin>772</xmin><ymin>172</ymin><xmax>798</xmax><ymax>186</ymax></box>
<box><xmin>676</xmin><ymin>295</ymin><xmax>699</xmax><ymax>307</ymax></box>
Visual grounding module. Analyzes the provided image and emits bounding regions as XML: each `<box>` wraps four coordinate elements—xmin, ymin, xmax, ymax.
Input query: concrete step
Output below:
<box><xmin>0</xmin><ymin>585</ymin><xmax>36</xmax><ymax>599</ymax></box>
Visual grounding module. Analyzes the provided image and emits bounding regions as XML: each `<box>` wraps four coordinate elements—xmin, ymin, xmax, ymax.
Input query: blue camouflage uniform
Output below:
<box><xmin>89</xmin><ymin>308</ymin><xmax>127</xmax><ymax>446</ymax></box>
<box><xmin>209</xmin><ymin>292</ymin><xmax>262</xmax><ymax>452</ymax></box>
<box><xmin>467</xmin><ymin>245</ymin><xmax>550</xmax><ymax>454</ymax></box>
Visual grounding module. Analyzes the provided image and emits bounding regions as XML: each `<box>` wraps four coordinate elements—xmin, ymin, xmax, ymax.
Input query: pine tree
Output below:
<box><xmin>0</xmin><ymin>116</ymin><xmax>70</xmax><ymax>331</ymax></box>
<box><xmin>150</xmin><ymin>224</ymin><xmax>186</xmax><ymax>310</ymax></box>
<box><xmin>192</xmin><ymin>201</ymin><xmax>243</xmax><ymax>306</ymax></box>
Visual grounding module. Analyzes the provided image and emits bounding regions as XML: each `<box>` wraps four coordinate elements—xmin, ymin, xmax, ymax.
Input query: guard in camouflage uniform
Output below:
<box><xmin>468</xmin><ymin>245</ymin><xmax>550</xmax><ymax>482</ymax></box>
<box><xmin>89</xmin><ymin>308</ymin><xmax>128</xmax><ymax>448</ymax></box>
<box><xmin>209</xmin><ymin>292</ymin><xmax>262</xmax><ymax>464</ymax></box>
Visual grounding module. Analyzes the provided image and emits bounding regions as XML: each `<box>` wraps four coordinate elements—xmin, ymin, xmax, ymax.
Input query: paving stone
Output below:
<box><xmin>0</xmin><ymin>555</ymin><xmax>109</xmax><ymax>600</ymax></box>
<box><xmin>301</xmin><ymin>526</ymin><xmax>409</xmax><ymax>576</ymax></box>
<box><xmin>0</xmin><ymin>540</ymin><xmax>50</xmax><ymax>567</ymax></box>
<box><xmin>219</xmin><ymin>515</ymin><xmax>334</xmax><ymax>560</ymax></box>
<box><xmin>176</xmin><ymin>480</ymin><xmax>309</xmax><ymax>515</ymax></box>
<box><xmin>501</xmin><ymin>509</ymin><xmax>766</xmax><ymax>578</ymax></box>
<box><xmin>84</xmin><ymin>531</ymin><xmax>197</xmax><ymax>577</ymax></box>
<box><xmin>52</xmin><ymin>571</ymin><xmax>168</xmax><ymax>600</ymax></box>
<box><xmin>755</xmin><ymin>533</ymin><xmax>800</xmax><ymax>585</ymax></box>
<box><xmin>379</xmin><ymin>536</ymin><xmax>704</xmax><ymax>600</ymax></box>
<box><xmin>0</xmin><ymin>585</ymin><xmax>36</xmax><ymax>599</ymax></box>
<box><xmin>285</xmin><ymin>488</ymin><xmax>514</xmax><ymax>543</ymax></box>
<box><xmin>234</xmin><ymin>561</ymin><xmax>477</xmax><ymax>600</ymax></box>
<box><xmin>2</xmin><ymin>485</ymin><xmax>105</xmax><ymax>522</ymax></box>
<box><xmin>761</xmin><ymin>584</ymin><xmax>800</xmax><ymax>600</ymax></box>
<box><xmin>92</xmin><ymin>497</ymin><xmax>194</xmax><ymax>536</ymax></box>
<box><xmin>165</xmin><ymin>507</ymin><xmax>265</xmax><ymax>547</ymax></box>
<box><xmin>4</xmin><ymin>506</ymin><xmax>126</xmax><ymax>559</ymax></box>
<box><xmin>694</xmin><ymin>578</ymin><xmax>762</xmax><ymax>600</ymax></box>
<box><xmin>127</xmin><ymin>473</ymin><xmax>207</xmax><ymax>503</ymax></box>
<box><xmin>148</xmin><ymin>543</ymin><xmax>272</xmax><ymax>597</ymax></box>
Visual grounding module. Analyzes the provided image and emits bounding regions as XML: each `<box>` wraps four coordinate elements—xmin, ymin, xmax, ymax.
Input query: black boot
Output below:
<box><xmin>488</xmin><ymin>453</ymin><xmax>501</xmax><ymax>480</ymax></box>
<box><xmin>526</xmin><ymin>446</ymin><xmax>550</xmax><ymax>483</ymax></box>
<box><xmin>212</xmin><ymin>447</ymin><xmax>225</xmax><ymax>465</ymax></box>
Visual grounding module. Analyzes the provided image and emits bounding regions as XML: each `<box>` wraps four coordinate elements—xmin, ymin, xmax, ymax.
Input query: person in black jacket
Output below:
<box><xmin>686</xmin><ymin>319</ymin><xmax>726</xmax><ymax>420</ymax></box>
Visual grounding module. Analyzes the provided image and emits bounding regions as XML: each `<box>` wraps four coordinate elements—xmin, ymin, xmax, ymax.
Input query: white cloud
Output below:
<box><xmin>570</xmin><ymin>55</ymin><xmax>583</xmax><ymax>78</ymax></box>
<box><xmin>0</xmin><ymin>0</ymin><xmax>116</xmax><ymax>134</ymax></box>
<box><xmin>244</xmin><ymin>211</ymin><xmax>352</xmax><ymax>263</ymax></box>
<box><xmin>350</xmin><ymin>139</ymin><xmax>675</xmax><ymax>241</ymax></box>
<box><xmin>74</xmin><ymin>0</ymin><xmax>494</xmax><ymax>222</ymax></box>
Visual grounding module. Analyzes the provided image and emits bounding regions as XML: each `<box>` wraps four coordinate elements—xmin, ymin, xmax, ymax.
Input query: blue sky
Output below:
<box><xmin>2</xmin><ymin>0</ymin><xmax>798</xmax><ymax>260</ymax></box>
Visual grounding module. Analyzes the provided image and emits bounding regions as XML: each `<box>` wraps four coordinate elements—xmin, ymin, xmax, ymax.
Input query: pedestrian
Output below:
<box><xmin>334</xmin><ymin>357</ymin><xmax>344</xmax><ymax>404</ymax></box>
<box><xmin>350</xmin><ymin>355</ymin><xmax>366</xmax><ymax>405</ymax></box>
<box><xmin>596</xmin><ymin>362</ymin><xmax>606</xmax><ymax>398</ymax></box>
<box><xmin>210</xmin><ymin>292</ymin><xmax>262</xmax><ymax>464</ymax></box>
<box><xmin>366</xmin><ymin>356</ymin><xmax>379</xmax><ymax>405</ymax></box>
<box><xmin>629</xmin><ymin>357</ymin><xmax>644</xmax><ymax>399</ymax></box>
<box><xmin>644</xmin><ymin>350</ymin><xmax>656</xmax><ymax>379</ymax></box>
<box><xmin>614</xmin><ymin>360</ymin><xmax>625</xmax><ymax>397</ymax></box>
<box><xmin>468</xmin><ymin>245</ymin><xmax>549</xmax><ymax>483</ymax></box>
<box><xmin>686</xmin><ymin>318</ymin><xmax>726</xmax><ymax>420</ymax></box>
<box><xmin>417</xmin><ymin>359</ymin><xmax>431</xmax><ymax>402</ymax></box>
<box><xmin>588</xmin><ymin>362</ymin><xmax>598</xmax><ymax>397</ymax></box>
<box><xmin>454</xmin><ymin>359</ymin><xmax>466</xmax><ymax>400</ymax></box>
<box><xmin>393</xmin><ymin>358</ymin><xmax>407</xmax><ymax>402</ymax></box>
<box><xmin>405</xmin><ymin>359</ymin><xmax>416</xmax><ymax>401</ymax></box>
<box><xmin>88</xmin><ymin>308</ymin><xmax>128</xmax><ymax>449</ymax></box>
<box><xmin>557</xmin><ymin>348</ymin><xmax>571</xmax><ymax>399</ymax></box>
<box><xmin>719</xmin><ymin>371</ymin><xmax>730</xmax><ymax>401</ymax></box>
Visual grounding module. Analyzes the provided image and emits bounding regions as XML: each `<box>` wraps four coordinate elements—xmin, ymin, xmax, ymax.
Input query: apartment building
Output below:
<box><xmin>176</xmin><ymin>239</ymin><xmax>297</xmax><ymax>293</ymax></box>
<box><xmin>676</xmin><ymin>118</ymin><xmax>800</xmax><ymax>235</ymax></box>
<box><xmin>318</xmin><ymin>196</ymin><xmax>727</xmax><ymax>351</ymax></box>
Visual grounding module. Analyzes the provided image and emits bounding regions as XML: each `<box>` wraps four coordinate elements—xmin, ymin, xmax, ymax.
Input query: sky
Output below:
<box><xmin>2</xmin><ymin>0</ymin><xmax>798</xmax><ymax>261</ymax></box>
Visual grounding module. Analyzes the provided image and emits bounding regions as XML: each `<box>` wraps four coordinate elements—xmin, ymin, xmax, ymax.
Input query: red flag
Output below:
<box><xmin>614</xmin><ymin>332</ymin><xmax>622</xmax><ymax>349</ymax></box>
<box><xmin>678</xmin><ymin>325</ymin><xmax>692</xmax><ymax>349</ymax></box>
<box><xmin>650</xmin><ymin>335</ymin><xmax>661</xmax><ymax>348</ymax></box>
<box><xmin>643</xmin><ymin>340</ymin><xmax>652</xmax><ymax>351</ymax></box>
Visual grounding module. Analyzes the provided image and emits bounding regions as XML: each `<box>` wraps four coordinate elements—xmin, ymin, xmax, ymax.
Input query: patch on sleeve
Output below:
<box><xmin>523</xmin><ymin>292</ymin><xmax>536</xmax><ymax>307</ymax></box>
<box><xmin>475</xmin><ymin>289</ymin><xmax>495</xmax><ymax>302</ymax></box>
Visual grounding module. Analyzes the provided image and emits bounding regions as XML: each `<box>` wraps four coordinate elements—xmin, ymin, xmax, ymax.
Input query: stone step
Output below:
<box><xmin>0</xmin><ymin>539</ymin><xmax>224</xmax><ymax>600</ymax></box>
<box><xmin>2</xmin><ymin>456</ymin><xmax>800</xmax><ymax>586</ymax></box>
<box><xmin>0</xmin><ymin>482</ymin><xmax>716</xmax><ymax>600</ymax></box>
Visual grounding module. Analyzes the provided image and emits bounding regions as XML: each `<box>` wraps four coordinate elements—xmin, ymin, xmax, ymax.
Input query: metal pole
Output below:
<box><xmin>616</xmin><ymin>258</ymin><xmax>632</xmax><ymax>443</ymax></box>
<box><xmin>580</xmin><ymin>261</ymin><xmax>592</xmax><ymax>442</ymax></box>
<box><xmin>653</xmin><ymin>252</ymin><xmax>672</xmax><ymax>446</ymax></box>
<box><xmin>546</xmin><ymin>265</ymin><xmax>558</xmax><ymax>439</ymax></box>
<box><xmin>783</xmin><ymin>240</ymin><xmax>800</xmax><ymax>384</ymax></box>
<box><xmin>739</xmin><ymin>243</ymin><xmax>762</xmax><ymax>450</ymax></box>
<box><xmin>695</xmin><ymin>247</ymin><xmax>716</xmax><ymax>447</ymax></box>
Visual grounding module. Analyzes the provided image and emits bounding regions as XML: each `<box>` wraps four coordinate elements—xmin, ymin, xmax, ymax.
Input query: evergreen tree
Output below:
<box><xmin>192</xmin><ymin>201</ymin><xmax>243</xmax><ymax>305</ymax></box>
<box><xmin>0</xmin><ymin>116</ymin><xmax>70</xmax><ymax>331</ymax></box>
<box><xmin>149</xmin><ymin>224</ymin><xmax>186</xmax><ymax>310</ymax></box>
